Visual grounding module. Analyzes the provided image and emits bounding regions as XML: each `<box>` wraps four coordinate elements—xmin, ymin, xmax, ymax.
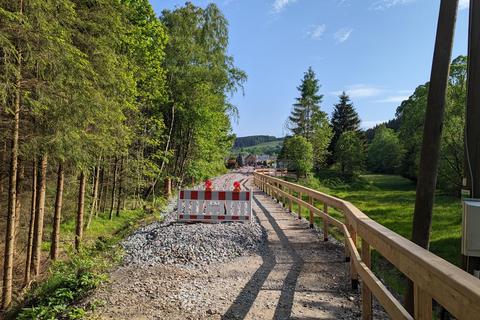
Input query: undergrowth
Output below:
<box><xmin>9</xmin><ymin>203</ymin><xmax>164</xmax><ymax>320</ymax></box>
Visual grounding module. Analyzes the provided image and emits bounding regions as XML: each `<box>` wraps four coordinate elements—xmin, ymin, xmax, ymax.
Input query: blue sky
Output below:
<box><xmin>150</xmin><ymin>0</ymin><xmax>470</xmax><ymax>137</ymax></box>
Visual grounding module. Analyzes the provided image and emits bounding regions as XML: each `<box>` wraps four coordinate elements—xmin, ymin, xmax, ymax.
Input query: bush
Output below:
<box><xmin>17</xmin><ymin>249</ymin><xmax>110</xmax><ymax>320</ymax></box>
<box><xmin>282</xmin><ymin>136</ymin><xmax>313</xmax><ymax>179</ymax></box>
<box><xmin>367</xmin><ymin>126</ymin><xmax>404</xmax><ymax>174</ymax></box>
<box><xmin>335</xmin><ymin>131</ymin><xmax>365</xmax><ymax>177</ymax></box>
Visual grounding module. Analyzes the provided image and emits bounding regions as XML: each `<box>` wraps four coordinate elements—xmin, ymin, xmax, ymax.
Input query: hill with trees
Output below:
<box><xmin>233</xmin><ymin>135</ymin><xmax>282</xmax><ymax>149</ymax></box>
<box><xmin>232</xmin><ymin>136</ymin><xmax>283</xmax><ymax>156</ymax></box>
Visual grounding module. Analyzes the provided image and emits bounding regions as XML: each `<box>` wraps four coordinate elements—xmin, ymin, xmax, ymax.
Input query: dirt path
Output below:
<box><xmin>87</xmin><ymin>175</ymin><xmax>384</xmax><ymax>319</ymax></box>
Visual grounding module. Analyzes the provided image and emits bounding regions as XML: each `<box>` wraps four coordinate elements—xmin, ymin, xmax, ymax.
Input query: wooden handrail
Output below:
<box><xmin>253</xmin><ymin>171</ymin><xmax>480</xmax><ymax>319</ymax></box>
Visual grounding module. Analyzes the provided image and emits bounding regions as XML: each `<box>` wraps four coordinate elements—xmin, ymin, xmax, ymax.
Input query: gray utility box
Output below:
<box><xmin>462</xmin><ymin>199</ymin><xmax>480</xmax><ymax>257</ymax></box>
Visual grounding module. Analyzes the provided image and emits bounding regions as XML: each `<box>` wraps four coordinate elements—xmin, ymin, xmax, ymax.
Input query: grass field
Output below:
<box><xmin>288</xmin><ymin>171</ymin><xmax>462</xmax><ymax>293</ymax></box>
<box><xmin>233</xmin><ymin>139</ymin><xmax>283</xmax><ymax>155</ymax></box>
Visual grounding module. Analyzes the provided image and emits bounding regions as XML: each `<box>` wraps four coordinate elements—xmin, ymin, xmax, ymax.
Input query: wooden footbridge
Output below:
<box><xmin>253</xmin><ymin>170</ymin><xmax>480</xmax><ymax>320</ymax></box>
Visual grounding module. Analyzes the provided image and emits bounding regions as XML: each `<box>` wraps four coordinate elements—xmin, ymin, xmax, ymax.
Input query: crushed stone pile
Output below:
<box><xmin>121</xmin><ymin>169</ymin><xmax>267</xmax><ymax>267</ymax></box>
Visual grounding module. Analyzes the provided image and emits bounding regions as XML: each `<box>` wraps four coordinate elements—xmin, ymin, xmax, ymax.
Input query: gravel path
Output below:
<box><xmin>85</xmin><ymin>170</ymin><xmax>388</xmax><ymax>319</ymax></box>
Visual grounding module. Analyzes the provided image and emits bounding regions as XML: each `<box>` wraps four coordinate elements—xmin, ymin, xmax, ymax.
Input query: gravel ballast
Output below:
<box><xmin>121</xmin><ymin>170</ymin><xmax>267</xmax><ymax>267</ymax></box>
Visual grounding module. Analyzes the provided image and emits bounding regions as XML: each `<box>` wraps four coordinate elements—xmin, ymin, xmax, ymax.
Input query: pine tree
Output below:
<box><xmin>288</xmin><ymin>67</ymin><xmax>324</xmax><ymax>141</ymax></box>
<box><xmin>329</xmin><ymin>92</ymin><xmax>361</xmax><ymax>157</ymax></box>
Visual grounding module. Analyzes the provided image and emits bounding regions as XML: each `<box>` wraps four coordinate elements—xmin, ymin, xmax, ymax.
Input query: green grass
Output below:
<box><xmin>10</xmin><ymin>200</ymin><xmax>165</xmax><ymax>320</ymax></box>
<box><xmin>285</xmin><ymin>170</ymin><xmax>462</xmax><ymax>294</ymax></box>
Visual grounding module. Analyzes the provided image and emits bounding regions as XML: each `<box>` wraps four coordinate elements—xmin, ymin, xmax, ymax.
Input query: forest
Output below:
<box><xmin>280</xmin><ymin>56</ymin><xmax>467</xmax><ymax>196</ymax></box>
<box><xmin>0</xmin><ymin>0</ymin><xmax>245</xmax><ymax>315</ymax></box>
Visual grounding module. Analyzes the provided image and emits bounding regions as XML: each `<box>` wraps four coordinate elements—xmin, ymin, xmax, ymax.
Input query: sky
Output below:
<box><xmin>150</xmin><ymin>0</ymin><xmax>470</xmax><ymax>137</ymax></box>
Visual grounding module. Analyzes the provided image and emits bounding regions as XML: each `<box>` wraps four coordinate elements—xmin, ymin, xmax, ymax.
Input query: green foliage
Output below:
<box><xmin>283</xmin><ymin>67</ymin><xmax>331</xmax><ymax>171</ymax></box>
<box><xmin>335</xmin><ymin>131</ymin><xmax>365</xmax><ymax>177</ymax></box>
<box><xmin>288</xmin><ymin>67</ymin><xmax>324</xmax><ymax>141</ymax></box>
<box><xmin>13</xmin><ymin>208</ymin><xmax>151</xmax><ymax>320</ymax></box>
<box><xmin>311</xmin><ymin>110</ymin><xmax>333</xmax><ymax>170</ymax></box>
<box><xmin>233</xmin><ymin>135</ymin><xmax>280</xmax><ymax>148</ymax></box>
<box><xmin>234</xmin><ymin>139</ymin><xmax>283</xmax><ymax>156</ymax></box>
<box><xmin>283</xmin><ymin>136</ymin><xmax>313</xmax><ymax>179</ymax></box>
<box><xmin>291</xmin><ymin>171</ymin><xmax>462</xmax><ymax>294</ymax></box>
<box><xmin>367</xmin><ymin>126</ymin><xmax>404</xmax><ymax>174</ymax></box>
<box><xmin>17</xmin><ymin>250</ymin><xmax>109</xmax><ymax>320</ymax></box>
<box><xmin>330</xmin><ymin>92</ymin><xmax>361</xmax><ymax>157</ymax></box>
<box><xmin>396</xmin><ymin>56</ymin><xmax>466</xmax><ymax>194</ymax></box>
<box><xmin>160</xmin><ymin>3</ymin><xmax>246</xmax><ymax>181</ymax></box>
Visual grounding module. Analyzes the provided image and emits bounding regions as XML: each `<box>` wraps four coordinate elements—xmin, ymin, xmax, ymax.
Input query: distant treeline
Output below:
<box><xmin>233</xmin><ymin>135</ymin><xmax>282</xmax><ymax>149</ymax></box>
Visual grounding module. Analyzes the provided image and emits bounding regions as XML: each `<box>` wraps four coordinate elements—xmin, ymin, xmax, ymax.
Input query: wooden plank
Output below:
<box><xmin>345</xmin><ymin>235</ymin><xmax>412</xmax><ymax>320</ymax></box>
<box><xmin>350</xmin><ymin>225</ymin><xmax>358</xmax><ymax>289</ymax></box>
<box><xmin>309</xmin><ymin>196</ymin><xmax>314</xmax><ymax>228</ymax></box>
<box><xmin>414</xmin><ymin>285</ymin><xmax>432</xmax><ymax>320</ymax></box>
<box><xmin>298</xmin><ymin>191</ymin><xmax>303</xmax><ymax>219</ymax></box>
<box><xmin>254</xmin><ymin>172</ymin><xmax>480</xmax><ymax>319</ymax></box>
<box><xmin>323</xmin><ymin>203</ymin><xmax>329</xmax><ymax>241</ymax></box>
<box><xmin>356</xmin><ymin>218</ymin><xmax>480</xmax><ymax>319</ymax></box>
<box><xmin>288</xmin><ymin>188</ymin><xmax>293</xmax><ymax>212</ymax></box>
<box><xmin>361</xmin><ymin>239</ymin><xmax>372</xmax><ymax>320</ymax></box>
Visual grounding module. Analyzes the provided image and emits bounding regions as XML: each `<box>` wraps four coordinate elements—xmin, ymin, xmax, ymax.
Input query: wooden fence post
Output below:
<box><xmin>298</xmin><ymin>191</ymin><xmax>302</xmax><ymax>219</ymax></box>
<box><xmin>309</xmin><ymin>196</ymin><xmax>314</xmax><ymax>228</ymax></box>
<box><xmin>288</xmin><ymin>188</ymin><xmax>293</xmax><ymax>213</ymax></box>
<box><xmin>361</xmin><ymin>239</ymin><xmax>372</xmax><ymax>320</ymax></box>
<box><xmin>323</xmin><ymin>203</ymin><xmax>329</xmax><ymax>241</ymax></box>
<box><xmin>414</xmin><ymin>285</ymin><xmax>432</xmax><ymax>320</ymax></box>
<box><xmin>349</xmin><ymin>224</ymin><xmax>359</xmax><ymax>290</ymax></box>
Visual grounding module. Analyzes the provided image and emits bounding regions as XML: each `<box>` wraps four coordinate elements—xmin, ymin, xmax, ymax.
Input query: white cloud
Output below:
<box><xmin>307</xmin><ymin>24</ymin><xmax>326</xmax><ymax>40</ymax></box>
<box><xmin>459</xmin><ymin>0</ymin><xmax>469</xmax><ymax>10</ymax></box>
<box><xmin>336</xmin><ymin>0</ymin><xmax>350</xmax><ymax>7</ymax></box>
<box><xmin>332</xmin><ymin>84</ymin><xmax>383</xmax><ymax>98</ymax></box>
<box><xmin>370</xmin><ymin>0</ymin><xmax>415</xmax><ymax>10</ymax></box>
<box><xmin>374</xmin><ymin>95</ymin><xmax>409</xmax><ymax>103</ymax></box>
<box><xmin>362</xmin><ymin>120</ymin><xmax>387</xmax><ymax>129</ymax></box>
<box><xmin>334</xmin><ymin>28</ymin><xmax>353</xmax><ymax>43</ymax></box>
<box><xmin>272</xmin><ymin>0</ymin><xmax>297</xmax><ymax>13</ymax></box>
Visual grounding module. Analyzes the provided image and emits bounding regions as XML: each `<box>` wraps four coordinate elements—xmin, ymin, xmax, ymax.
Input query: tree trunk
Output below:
<box><xmin>24</xmin><ymin>159</ymin><xmax>37</xmax><ymax>286</ymax></box>
<box><xmin>405</xmin><ymin>0</ymin><xmax>458</xmax><ymax>314</ymax></box>
<box><xmin>87</xmin><ymin>162</ymin><xmax>100</xmax><ymax>228</ymax></box>
<box><xmin>0</xmin><ymin>141</ymin><xmax>7</xmax><ymax>199</ymax></box>
<box><xmin>14</xmin><ymin>161</ymin><xmax>24</xmax><ymax>243</ymax></box>
<box><xmin>116</xmin><ymin>157</ymin><xmax>124</xmax><ymax>217</ymax></box>
<box><xmin>50</xmin><ymin>163</ymin><xmax>64</xmax><ymax>260</ymax></box>
<box><xmin>32</xmin><ymin>154</ymin><xmax>48</xmax><ymax>277</ymax></box>
<box><xmin>75</xmin><ymin>171</ymin><xmax>86</xmax><ymax>251</ymax></box>
<box><xmin>109</xmin><ymin>158</ymin><xmax>118</xmax><ymax>220</ymax></box>
<box><xmin>97</xmin><ymin>166</ymin><xmax>105</xmax><ymax>215</ymax></box>
<box><xmin>101</xmin><ymin>162</ymin><xmax>110</xmax><ymax>213</ymax></box>
<box><xmin>143</xmin><ymin>103</ymin><xmax>175</xmax><ymax>199</ymax></box>
<box><xmin>1</xmin><ymin>33</ymin><xmax>21</xmax><ymax>307</ymax></box>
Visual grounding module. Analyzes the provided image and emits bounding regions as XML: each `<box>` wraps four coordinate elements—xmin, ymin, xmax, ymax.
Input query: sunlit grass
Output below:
<box><xmin>283</xmin><ymin>170</ymin><xmax>462</xmax><ymax>295</ymax></box>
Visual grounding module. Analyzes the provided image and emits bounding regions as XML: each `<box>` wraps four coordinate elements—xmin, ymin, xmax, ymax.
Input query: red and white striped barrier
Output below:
<box><xmin>177</xmin><ymin>190</ymin><xmax>252</xmax><ymax>222</ymax></box>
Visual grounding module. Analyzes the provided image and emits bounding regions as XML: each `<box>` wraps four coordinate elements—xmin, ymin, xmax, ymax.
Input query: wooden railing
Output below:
<box><xmin>253</xmin><ymin>168</ymin><xmax>288</xmax><ymax>175</ymax></box>
<box><xmin>253</xmin><ymin>171</ymin><xmax>480</xmax><ymax>320</ymax></box>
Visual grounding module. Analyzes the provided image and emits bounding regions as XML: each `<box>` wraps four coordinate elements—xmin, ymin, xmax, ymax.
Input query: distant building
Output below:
<box><xmin>244</xmin><ymin>154</ymin><xmax>257</xmax><ymax>166</ymax></box>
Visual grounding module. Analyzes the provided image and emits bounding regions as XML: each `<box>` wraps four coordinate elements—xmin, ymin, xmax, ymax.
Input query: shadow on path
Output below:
<box><xmin>222</xmin><ymin>191</ymin><xmax>305</xmax><ymax>319</ymax></box>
